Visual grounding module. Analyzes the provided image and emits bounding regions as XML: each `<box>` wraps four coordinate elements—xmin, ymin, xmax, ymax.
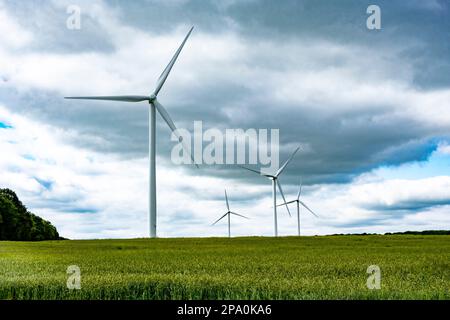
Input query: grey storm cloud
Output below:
<box><xmin>1</xmin><ymin>0</ymin><xmax>449</xmax><ymax>189</ymax></box>
<box><xmin>104</xmin><ymin>0</ymin><xmax>450</xmax><ymax>87</ymax></box>
<box><xmin>2</xmin><ymin>0</ymin><xmax>115</xmax><ymax>53</ymax></box>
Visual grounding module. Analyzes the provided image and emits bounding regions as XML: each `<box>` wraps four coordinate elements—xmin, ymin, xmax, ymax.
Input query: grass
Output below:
<box><xmin>0</xmin><ymin>235</ymin><xmax>449</xmax><ymax>300</ymax></box>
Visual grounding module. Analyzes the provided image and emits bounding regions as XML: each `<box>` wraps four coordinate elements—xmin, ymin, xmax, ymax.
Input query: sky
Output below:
<box><xmin>0</xmin><ymin>0</ymin><xmax>449</xmax><ymax>239</ymax></box>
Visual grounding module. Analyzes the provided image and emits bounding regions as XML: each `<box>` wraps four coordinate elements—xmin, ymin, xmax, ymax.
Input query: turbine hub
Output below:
<box><xmin>149</xmin><ymin>94</ymin><xmax>157</xmax><ymax>102</ymax></box>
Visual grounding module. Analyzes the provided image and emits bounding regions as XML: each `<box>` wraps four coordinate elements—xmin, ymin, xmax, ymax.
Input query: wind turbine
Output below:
<box><xmin>277</xmin><ymin>178</ymin><xmax>318</xmax><ymax>236</ymax></box>
<box><xmin>65</xmin><ymin>27</ymin><xmax>196</xmax><ymax>238</ymax></box>
<box><xmin>212</xmin><ymin>189</ymin><xmax>249</xmax><ymax>238</ymax></box>
<box><xmin>239</xmin><ymin>146</ymin><xmax>300</xmax><ymax>237</ymax></box>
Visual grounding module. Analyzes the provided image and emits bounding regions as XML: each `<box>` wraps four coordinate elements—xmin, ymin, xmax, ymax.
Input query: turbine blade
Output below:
<box><xmin>64</xmin><ymin>95</ymin><xmax>150</xmax><ymax>102</ymax></box>
<box><xmin>276</xmin><ymin>146</ymin><xmax>300</xmax><ymax>177</ymax></box>
<box><xmin>276</xmin><ymin>179</ymin><xmax>291</xmax><ymax>217</ymax></box>
<box><xmin>297</xmin><ymin>179</ymin><xmax>302</xmax><ymax>200</ymax></box>
<box><xmin>153</xmin><ymin>99</ymin><xmax>177</xmax><ymax>132</ymax></box>
<box><xmin>153</xmin><ymin>99</ymin><xmax>198</xmax><ymax>168</ymax></box>
<box><xmin>153</xmin><ymin>26</ymin><xmax>194</xmax><ymax>96</ymax></box>
<box><xmin>237</xmin><ymin>165</ymin><xmax>261</xmax><ymax>175</ymax></box>
<box><xmin>276</xmin><ymin>200</ymin><xmax>296</xmax><ymax>207</ymax></box>
<box><xmin>299</xmin><ymin>200</ymin><xmax>319</xmax><ymax>218</ymax></box>
<box><xmin>211</xmin><ymin>213</ymin><xmax>228</xmax><ymax>226</ymax></box>
<box><xmin>230</xmin><ymin>212</ymin><xmax>249</xmax><ymax>219</ymax></box>
<box><xmin>224</xmin><ymin>189</ymin><xmax>230</xmax><ymax>212</ymax></box>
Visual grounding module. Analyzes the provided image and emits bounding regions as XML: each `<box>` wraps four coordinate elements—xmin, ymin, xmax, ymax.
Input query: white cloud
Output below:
<box><xmin>0</xmin><ymin>6</ymin><xmax>32</xmax><ymax>49</ymax></box>
<box><xmin>437</xmin><ymin>142</ymin><xmax>450</xmax><ymax>155</ymax></box>
<box><xmin>349</xmin><ymin>175</ymin><xmax>450</xmax><ymax>209</ymax></box>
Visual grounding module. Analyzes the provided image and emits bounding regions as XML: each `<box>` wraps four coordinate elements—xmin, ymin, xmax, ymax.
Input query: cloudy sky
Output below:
<box><xmin>0</xmin><ymin>0</ymin><xmax>449</xmax><ymax>239</ymax></box>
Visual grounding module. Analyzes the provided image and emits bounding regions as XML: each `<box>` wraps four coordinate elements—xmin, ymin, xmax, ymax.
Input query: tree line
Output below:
<box><xmin>0</xmin><ymin>188</ymin><xmax>60</xmax><ymax>241</ymax></box>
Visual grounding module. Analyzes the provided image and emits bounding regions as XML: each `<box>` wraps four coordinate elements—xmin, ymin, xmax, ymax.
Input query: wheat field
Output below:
<box><xmin>0</xmin><ymin>235</ymin><xmax>449</xmax><ymax>299</ymax></box>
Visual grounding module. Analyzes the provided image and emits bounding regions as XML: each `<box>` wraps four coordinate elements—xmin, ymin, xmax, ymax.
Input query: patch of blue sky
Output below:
<box><xmin>0</xmin><ymin>121</ymin><xmax>13</xmax><ymax>129</ymax></box>
<box><xmin>22</xmin><ymin>154</ymin><xmax>36</xmax><ymax>161</ymax></box>
<box><xmin>34</xmin><ymin>177</ymin><xmax>53</xmax><ymax>190</ymax></box>
<box><xmin>65</xmin><ymin>207</ymin><xmax>99</xmax><ymax>214</ymax></box>
<box><xmin>374</xmin><ymin>148</ymin><xmax>450</xmax><ymax>180</ymax></box>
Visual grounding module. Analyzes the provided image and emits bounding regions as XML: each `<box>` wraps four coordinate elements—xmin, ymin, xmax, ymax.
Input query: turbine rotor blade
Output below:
<box><xmin>224</xmin><ymin>189</ymin><xmax>230</xmax><ymax>212</ymax></box>
<box><xmin>64</xmin><ymin>96</ymin><xmax>150</xmax><ymax>102</ymax></box>
<box><xmin>297</xmin><ymin>179</ymin><xmax>302</xmax><ymax>200</ymax></box>
<box><xmin>153</xmin><ymin>26</ymin><xmax>194</xmax><ymax>96</ymax></box>
<box><xmin>230</xmin><ymin>212</ymin><xmax>249</xmax><ymax>219</ymax></box>
<box><xmin>211</xmin><ymin>213</ymin><xmax>228</xmax><ymax>226</ymax></box>
<box><xmin>276</xmin><ymin>146</ymin><xmax>300</xmax><ymax>177</ymax></box>
<box><xmin>237</xmin><ymin>165</ymin><xmax>261</xmax><ymax>175</ymax></box>
<box><xmin>152</xmin><ymin>99</ymin><xmax>177</xmax><ymax>131</ymax></box>
<box><xmin>276</xmin><ymin>200</ymin><xmax>297</xmax><ymax>207</ymax></box>
<box><xmin>276</xmin><ymin>179</ymin><xmax>291</xmax><ymax>217</ymax></box>
<box><xmin>152</xmin><ymin>99</ymin><xmax>198</xmax><ymax>167</ymax></box>
<box><xmin>299</xmin><ymin>200</ymin><xmax>319</xmax><ymax>218</ymax></box>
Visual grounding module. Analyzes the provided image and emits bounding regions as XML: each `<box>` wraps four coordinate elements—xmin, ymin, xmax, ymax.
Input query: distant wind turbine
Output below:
<box><xmin>212</xmin><ymin>189</ymin><xmax>249</xmax><ymax>238</ymax></box>
<box><xmin>277</xmin><ymin>178</ymin><xmax>318</xmax><ymax>236</ymax></box>
<box><xmin>65</xmin><ymin>27</ymin><xmax>196</xmax><ymax>238</ymax></box>
<box><xmin>239</xmin><ymin>146</ymin><xmax>300</xmax><ymax>237</ymax></box>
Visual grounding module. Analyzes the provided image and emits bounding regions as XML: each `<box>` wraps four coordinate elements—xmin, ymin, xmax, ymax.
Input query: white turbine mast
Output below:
<box><xmin>65</xmin><ymin>26</ymin><xmax>196</xmax><ymax>238</ymax></box>
<box><xmin>277</xmin><ymin>178</ymin><xmax>318</xmax><ymax>236</ymax></box>
<box><xmin>239</xmin><ymin>146</ymin><xmax>300</xmax><ymax>237</ymax></box>
<box><xmin>211</xmin><ymin>189</ymin><xmax>249</xmax><ymax>238</ymax></box>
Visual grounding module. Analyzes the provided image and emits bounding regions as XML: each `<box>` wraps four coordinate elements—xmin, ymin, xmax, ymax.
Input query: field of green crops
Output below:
<box><xmin>0</xmin><ymin>235</ymin><xmax>449</xmax><ymax>300</ymax></box>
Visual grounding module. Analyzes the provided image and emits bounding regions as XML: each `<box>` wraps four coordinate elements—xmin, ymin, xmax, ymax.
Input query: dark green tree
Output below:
<box><xmin>0</xmin><ymin>188</ymin><xmax>60</xmax><ymax>241</ymax></box>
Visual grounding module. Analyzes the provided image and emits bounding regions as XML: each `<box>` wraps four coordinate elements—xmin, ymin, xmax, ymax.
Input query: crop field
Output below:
<box><xmin>0</xmin><ymin>235</ymin><xmax>449</xmax><ymax>300</ymax></box>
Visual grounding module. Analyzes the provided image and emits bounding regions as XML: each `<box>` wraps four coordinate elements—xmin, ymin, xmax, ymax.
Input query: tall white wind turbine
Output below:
<box><xmin>65</xmin><ymin>27</ymin><xmax>196</xmax><ymax>238</ymax></box>
<box><xmin>212</xmin><ymin>189</ymin><xmax>249</xmax><ymax>238</ymax></box>
<box><xmin>277</xmin><ymin>178</ymin><xmax>318</xmax><ymax>236</ymax></box>
<box><xmin>239</xmin><ymin>146</ymin><xmax>300</xmax><ymax>237</ymax></box>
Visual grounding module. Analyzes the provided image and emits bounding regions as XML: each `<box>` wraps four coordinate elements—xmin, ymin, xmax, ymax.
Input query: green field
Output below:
<box><xmin>0</xmin><ymin>235</ymin><xmax>449</xmax><ymax>300</ymax></box>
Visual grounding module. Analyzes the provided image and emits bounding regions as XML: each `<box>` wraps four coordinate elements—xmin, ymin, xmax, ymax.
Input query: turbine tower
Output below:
<box><xmin>212</xmin><ymin>189</ymin><xmax>249</xmax><ymax>238</ymax></box>
<box><xmin>277</xmin><ymin>178</ymin><xmax>318</xmax><ymax>236</ymax></box>
<box><xmin>239</xmin><ymin>146</ymin><xmax>300</xmax><ymax>237</ymax></box>
<box><xmin>65</xmin><ymin>27</ymin><xmax>196</xmax><ymax>238</ymax></box>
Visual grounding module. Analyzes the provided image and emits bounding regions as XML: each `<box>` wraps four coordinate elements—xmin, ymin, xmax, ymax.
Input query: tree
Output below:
<box><xmin>0</xmin><ymin>189</ymin><xmax>60</xmax><ymax>241</ymax></box>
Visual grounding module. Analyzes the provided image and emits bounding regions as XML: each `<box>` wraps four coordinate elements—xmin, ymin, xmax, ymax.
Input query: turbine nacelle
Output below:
<box><xmin>238</xmin><ymin>146</ymin><xmax>301</xmax><ymax>226</ymax></box>
<box><xmin>211</xmin><ymin>189</ymin><xmax>249</xmax><ymax>237</ymax></box>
